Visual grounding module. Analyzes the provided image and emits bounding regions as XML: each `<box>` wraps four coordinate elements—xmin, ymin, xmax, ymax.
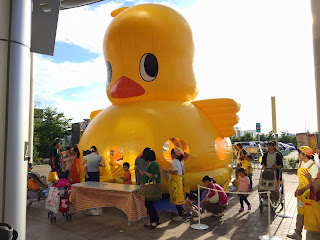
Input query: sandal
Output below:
<box><xmin>144</xmin><ymin>223</ymin><xmax>157</xmax><ymax>229</ymax></box>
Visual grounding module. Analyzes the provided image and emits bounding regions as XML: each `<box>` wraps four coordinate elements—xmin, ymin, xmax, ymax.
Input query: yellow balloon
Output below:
<box><xmin>78</xmin><ymin>4</ymin><xmax>240</xmax><ymax>193</ymax></box>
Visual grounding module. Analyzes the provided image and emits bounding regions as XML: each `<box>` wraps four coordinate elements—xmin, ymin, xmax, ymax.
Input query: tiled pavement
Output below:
<box><xmin>27</xmin><ymin>165</ymin><xmax>303</xmax><ymax>240</ymax></box>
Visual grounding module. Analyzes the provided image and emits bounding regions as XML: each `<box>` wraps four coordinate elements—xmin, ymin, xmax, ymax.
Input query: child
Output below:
<box><xmin>82</xmin><ymin>150</ymin><xmax>91</xmax><ymax>179</ymax></box>
<box><xmin>235</xmin><ymin>167</ymin><xmax>251</xmax><ymax>212</ymax></box>
<box><xmin>121</xmin><ymin>162</ymin><xmax>132</xmax><ymax>184</ymax></box>
<box><xmin>245</xmin><ymin>155</ymin><xmax>253</xmax><ymax>190</ymax></box>
<box><xmin>183</xmin><ymin>193</ymin><xmax>201</xmax><ymax>216</ymax></box>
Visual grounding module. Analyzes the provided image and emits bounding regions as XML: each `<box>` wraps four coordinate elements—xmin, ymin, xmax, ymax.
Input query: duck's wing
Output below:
<box><xmin>192</xmin><ymin>98</ymin><xmax>240</xmax><ymax>137</ymax></box>
<box><xmin>90</xmin><ymin>110</ymin><xmax>103</xmax><ymax>120</ymax></box>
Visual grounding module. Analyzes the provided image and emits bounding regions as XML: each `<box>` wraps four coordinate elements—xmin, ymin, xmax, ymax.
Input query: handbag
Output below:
<box><xmin>139</xmin><ymin>176</ymin><xmax>162</xmax><ymax>201</ymax></box>
<box><xmin>45</xmin><ymin>187</ymin><xmax>60</xmax><ymax>213</ymax></box>
<box><xmin>207</xmin><ymin>184</ymin><xmax>219</xmax><ymax>204</ymax></box>
<box><xmin>304</xmin><ymin>198</ymin><xmax>320</xmax><ymax>233</ymax></box>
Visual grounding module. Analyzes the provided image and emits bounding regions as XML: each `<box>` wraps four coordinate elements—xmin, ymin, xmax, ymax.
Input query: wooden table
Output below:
<box><xmin>71</xmin><ymin>182</ymin><xmax>147</xmax><ymax>226</ymax></box>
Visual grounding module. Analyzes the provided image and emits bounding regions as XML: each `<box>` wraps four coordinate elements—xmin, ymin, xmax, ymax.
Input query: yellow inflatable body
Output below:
<box><xmin>78</xmin><ymin>4</ymin><xmax>240</xmax><ymax>193</ymax></box>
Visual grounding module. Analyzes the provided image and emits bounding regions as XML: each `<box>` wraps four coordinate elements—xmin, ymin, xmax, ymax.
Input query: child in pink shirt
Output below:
<box><xmin>235</xmin><ymin>167</ymin><xmax>251</xmax><ymax>212</ymax></box>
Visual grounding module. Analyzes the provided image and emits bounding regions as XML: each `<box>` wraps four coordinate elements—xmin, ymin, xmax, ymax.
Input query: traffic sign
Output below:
<box><xmin>256</xmin><ymin>123</ymin><xmax>261</xmax><ymax>132</ymax></box>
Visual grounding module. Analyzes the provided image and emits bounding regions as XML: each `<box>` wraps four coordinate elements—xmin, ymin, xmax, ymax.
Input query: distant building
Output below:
<box><xmin>234</xmin><ymin>127</ymin><xmax>257</xmax><ymax>138</ymax></box>
<box><xmin>71</xmin><ymin>119</ymin><xmax>90</xmax><ymax>146</ymax></box>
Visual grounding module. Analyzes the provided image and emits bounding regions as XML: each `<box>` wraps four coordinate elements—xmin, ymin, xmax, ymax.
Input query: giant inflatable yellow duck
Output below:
<box><xmin>78</xmin><ymin>4</ymin><xmax>240</xmax><ymax>192</ymax></box>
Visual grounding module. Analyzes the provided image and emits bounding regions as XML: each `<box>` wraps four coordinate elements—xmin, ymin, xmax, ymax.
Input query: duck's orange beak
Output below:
<box><xmin>110</xmin><ymin>76</ymin><xmax>145</xmax><ymax>98</ymax></box>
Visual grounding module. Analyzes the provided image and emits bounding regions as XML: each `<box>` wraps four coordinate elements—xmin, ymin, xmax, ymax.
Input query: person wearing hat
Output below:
<box><xmin>287</xmin><ymin>146</ymin><xmax>319</xmax><ymax>240</ymax></box>
<box><xmin>0</xmin><ymin>223</ymin><xmax>18</xmax><ymax>240</ymax></box>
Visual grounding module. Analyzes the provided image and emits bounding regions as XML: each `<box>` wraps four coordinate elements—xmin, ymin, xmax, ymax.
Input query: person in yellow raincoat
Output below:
<box><xmin>287</xmin><ymin>146</ymin><xmax>319</xmax><ymax>240</ymax></box>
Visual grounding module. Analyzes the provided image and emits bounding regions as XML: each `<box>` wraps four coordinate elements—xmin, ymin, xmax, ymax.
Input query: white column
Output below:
<box><xmin>29</xmin><ymin>53</ymin><xmax>34</xmax><ymax>163</ymax></box>
<box><xmin>0</xmin><ymin>0</ymin><xmax>31</xmax><ymax>239</ymax></box>
<box><xmin>311</xmin><ymin>0</ymin><xmax>320</xmax><ymax>136</ymax></box>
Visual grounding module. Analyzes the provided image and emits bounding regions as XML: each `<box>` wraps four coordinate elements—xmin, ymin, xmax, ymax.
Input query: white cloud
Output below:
<box><xmin>33</xmin><ymin>54</ymin><xmax>106</xmax><ymax>94</ymax></box>
<box><xmin>34</xmin><ymin>0</ymin><xmax>318</xmax><ymax>133</ymax></box>
<box><xmin>56</xmin><ymin>1</ymin><xmax>123</xmax><ymax>53</ymax></box>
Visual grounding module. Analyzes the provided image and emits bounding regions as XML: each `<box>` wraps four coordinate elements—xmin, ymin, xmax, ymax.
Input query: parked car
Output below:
<box><xmin>278</xmin><ymin>142</ymin><xmax>291</xmax><ymax>156</ymax></box>
<box><xmin>237</xmin><ymin>141</ymin><xmax>257</xmax><ymax>148</ymax></box>
<box><xmin>285</xmin><ymin>143</ymin><xmax>296</xmax><ymax>149</ymax></box>
<box><xmin>282</xmin><ymin>143</ymin><xmax>295</xmax><ymax>151</ymax></box>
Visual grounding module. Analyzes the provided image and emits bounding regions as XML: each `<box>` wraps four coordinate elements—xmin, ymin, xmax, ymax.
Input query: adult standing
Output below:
<box><xmin>234</xmin><ymin>143</ymin><xmax>246</xmax><ymax>177</ymax></box>
<box><xmin>200</xmin><ymin>175</ymin><xmax>229</xmax><ymax>217</ymax></box>
<box><xmin>296</xmin><ymin>169</ymin><xmax>320</xmax><ymax>240</ymax></box>
<box><xmin>68</xmin><ymin>146</ymin><xmax>81</xmax><ymax>183</ymax></box>
<box><xmin>261</xmin><ymin>141</ymin><xmax>283</xmax><ymax>179</ymax></box>
<box><xmin>83</xmin><ymin>146</ymin><xmax>105</xmax><ymax>182</ymax></box>
<box><xmin>50</xmin><ymin>142</ymin><xmax>61</xmax><ymax>172</ymax></box>
<box><xmin>60</xmin><ymin>146</ymin><xmax>80</xmax><ymax>181</ymax></box>
<box><xmin>287</xmin><ymin>146</ymin><xmax>319</xmax><ymax>240</ymax></box>
<box><xmin>134</xmin><ymin>147</ymin><xmax>150</xmax><ymax>185</ymax></box>
<box><xmin>140</xmin><ymin>148</ymin><xmax>161</xmax><ymax>229</ymax></box>
<box><xmin>164</xmin><ymin>147</ymin><xmax>185</xmax><ymax>221</ymax></box>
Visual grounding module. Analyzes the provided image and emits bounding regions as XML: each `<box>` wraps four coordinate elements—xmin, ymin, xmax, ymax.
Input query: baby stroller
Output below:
<box><xmin>45</xmin><ymin>178</ymin><xmax>72</xmax><ymax>222</ymax></box>
<box><xmin>27</xmin><ymin>172</ymin><xmax>48</xmax><ymax>208</ymax></box>
<box><xmin>258</xmin><ymin>168</ymin><xmax>284</xmax><ymax>212</ymax></box>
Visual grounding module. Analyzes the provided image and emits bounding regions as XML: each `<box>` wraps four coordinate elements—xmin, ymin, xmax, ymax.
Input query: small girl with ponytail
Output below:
<box><xmin>235</xmin><ymin>167</ymin><xmax>251</xmax><ymax>212</ymax></box>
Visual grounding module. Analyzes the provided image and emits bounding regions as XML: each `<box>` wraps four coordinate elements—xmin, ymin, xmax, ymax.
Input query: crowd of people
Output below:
<box><xmin>47</xmin><ymin>140</ymin><xmax>320</xmax><ymax>238</ymax></box>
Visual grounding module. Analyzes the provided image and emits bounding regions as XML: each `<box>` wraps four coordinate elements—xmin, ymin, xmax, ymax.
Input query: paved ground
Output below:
<box><xmin>27</xmin><ymin>165</ymin><xmax>304</xmax><ymax>240</ymax></box>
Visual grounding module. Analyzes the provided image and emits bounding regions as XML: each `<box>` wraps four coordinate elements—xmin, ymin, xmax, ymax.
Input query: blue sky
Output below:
<box><xmin>33</xmin><ymin>0</ymin><xmax>317</xmax><ymax>134</ymax></box>
<box><xmin>44</xmin><ymin>42</ymin><xmax>100</xmax><ymax>63</ymax></box>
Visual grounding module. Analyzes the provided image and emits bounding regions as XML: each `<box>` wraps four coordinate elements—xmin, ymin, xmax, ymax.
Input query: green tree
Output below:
<box><xmin>279</xmin><ymin>131</ymin><xmax>291</xmax><ymax>143</ymax></box>
<box><xmin>279</xmin><ymin>131</ymin><xmax>297</xmax><ymax>147</ymax></box>
<box><xmin>240</xmin><ymin>132</ymin><xmax>253</xmax><ymax>142</ymax></box>
<box><xmin>266</xmin><ymin>131</ymin><xmax>275</xmax><ymax>141</ymax></box>
<box><xmin>33</xmin><ymin>107</ymin><xmax>72</xmax><ymax>159</ymax></box>
<box><xmin>231</xmin><ymin>136</ymin><xmax>240</xmax><ymax>142</ymax></box>
<box><xmin>256</xmin><ymin>133</ymin><xmax>269</xmax><ymax>141</ymax></box>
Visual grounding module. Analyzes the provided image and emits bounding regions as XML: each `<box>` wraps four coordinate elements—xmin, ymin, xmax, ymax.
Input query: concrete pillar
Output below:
<box><xmin>29</xmin><ymin>53</ymin><xmax>34</xmax><ymax>163</ymax></box>
<box><xmin>311</xmin><ymin>0</ymin><xmax>320</xmax><ymax>138</ymax></box>
<box><xmin>0</xmin><ymin>0</ymin><xmax>31</xmax><ymax>239</ymax></box>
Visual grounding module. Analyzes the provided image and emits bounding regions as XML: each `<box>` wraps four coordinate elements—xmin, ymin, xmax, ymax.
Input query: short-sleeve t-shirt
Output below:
<box><xmin>236</xmin><ymin>149</ymin><xmax>246</xmax><ymax>164</ymax></box>
<box><xmin>241</xmin><ymin>160</ymin><xmax>252</xmax><ymax>175</ymax></box>
<box><xmin>247</xmin><ymin>162</ymin><xmax>253</xmax><ymax>175</ymax></box>
<box><xmin>300</xmin><ymin>160</ymin><xmax>319</xmax><ymax>178</ymax></box>
<box><xmin>238</xmin><ymin>176</ymin><xmax>250</xmax><ymax>192</ymax></box>
<box><xmin>266</xmin><ymin>153</ymin><xmax>277</xmax><ymax>168</ymax></box>
<box><xmin>172</xmin><ymin>159</ymin><xmax>185</xmax><ymax>176</ymax></box>
<box><xmin>143</xmin><ymin>162</ymin><xmax>161</xmax><ymax>184</ymax></box>
<box><xmin>124</xmin><ymin>171</ymin><xmax>132</xmax><ymax>184</ymax></box>
<box><xmin>85</xmin><ymin>153</ymin><xmax>103</xmax><ymax>172</ymax></box>
<box><xmin>50</xmin><ymin>148</ymin><xmax>61</xmax><ymax>168</ymax></box>
<box><xmin>135</xmin><ymin>157</ymin><xmax>149</xmax><ymax>185</ymax></box>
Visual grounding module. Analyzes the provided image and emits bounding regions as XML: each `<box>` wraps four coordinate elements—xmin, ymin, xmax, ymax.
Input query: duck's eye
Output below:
<box><xmin>106</xmin><ymin>61</ymin><xmax>112</xmax><ymax>88</ymax></box>
<box><xmin>139</xmin><ymin>53</ymin><xmax>158</xmax><ymax>82</ymax></box>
